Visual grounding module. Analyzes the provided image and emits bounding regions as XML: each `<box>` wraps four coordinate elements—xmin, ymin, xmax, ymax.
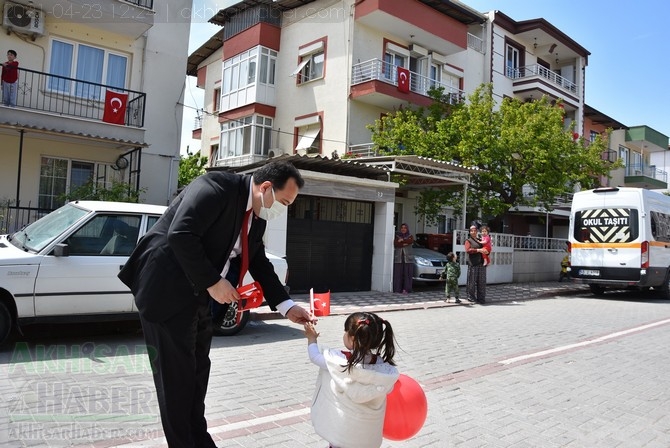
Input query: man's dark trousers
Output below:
<box><xmin>140</xmin><ymin>296</ymin><xmax>217</xmax><ymax>448</ymax></box>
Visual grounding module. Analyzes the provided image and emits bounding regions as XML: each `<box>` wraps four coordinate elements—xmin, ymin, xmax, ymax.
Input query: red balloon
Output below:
<box><xmin>383</xmin><ymin>374</ymin><xmax>428</xmax><ymax>441</ymax></box>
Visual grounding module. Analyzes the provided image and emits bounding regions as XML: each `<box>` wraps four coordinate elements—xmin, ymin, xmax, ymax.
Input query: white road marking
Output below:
<box><xmin>499</xmin><ymin>318</ymin><xmax>670</xmax><ymax>366</ymax></box>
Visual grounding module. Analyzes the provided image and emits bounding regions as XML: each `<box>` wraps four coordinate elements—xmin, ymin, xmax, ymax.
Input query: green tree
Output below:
<box><xmin>369</xmin><ymin>84</ymin><xmax>617</xmax><ymax>224</ymax></box>
<box><xmin>178</xmin><ymin>150</ymin><xmax>208</xmax><ymax>188</ymax></box>
<box><xmin>62</xmin><ymin>179</ymin><xmax>143</xmax><ymax>203</ymax></box>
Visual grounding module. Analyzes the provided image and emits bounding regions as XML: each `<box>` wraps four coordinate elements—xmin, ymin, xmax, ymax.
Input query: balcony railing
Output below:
<box><xmin>124</xmin><ymin>0</ymin><xmax>154</xmax><ymax>9</ymax></box>
<box><xmin>508</xmin><ymin>64</ymin><xmax>577</xmax><ymax>94</ymax></box>
<box><xmin>351</xmin><ymin>59</ymin><xmax>465</xmax><ymax>103</ymax></box>
<box><xmin>467</xmin><ymin>33</ymin><xmax>485</xmax><ymax>54</ymax></box>
<box><xmin>626</xmin><ymin>164</ymin><xmax>668</xmax><ymax>183</ymax></box>
<box><xmin>9</xmin><ymin>67</ymin><xmax>146</xmax><ymax>128</ymax></box>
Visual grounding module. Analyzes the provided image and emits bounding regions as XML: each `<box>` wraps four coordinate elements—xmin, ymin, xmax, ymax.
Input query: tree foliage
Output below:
<box><xmin>61</xmin><ymin>179</ymin><xmax>144</xmax><ymax>203</ymax></box>
<box><xmin>178</xmin><ymin>150</ymin><xmax>208</xmax><ymax>188</ymax></box>
<box><xmin>369</xmin><ymin>84</ymin><xmax>618</xmax><ymax>224</ymax></box>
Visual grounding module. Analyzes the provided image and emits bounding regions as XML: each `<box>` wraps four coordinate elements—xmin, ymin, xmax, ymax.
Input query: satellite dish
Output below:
<box><xmin>7</xmin><ymin>4</ymin><xmax>31</xmax><ymax>27</ymax></box>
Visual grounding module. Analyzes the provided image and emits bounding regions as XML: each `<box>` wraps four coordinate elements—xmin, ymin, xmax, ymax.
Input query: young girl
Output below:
<box><xmin>304</xmin><ymin>312</ymin><xmax>399</xmax><ymax>448</ymax></box>
<box><xmin>479</xmin><ymin>225</ymin><xmax>492</xmax><ymax>266</ymax></box>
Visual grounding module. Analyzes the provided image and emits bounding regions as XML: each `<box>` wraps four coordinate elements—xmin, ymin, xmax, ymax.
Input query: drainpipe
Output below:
<box><xmin>15</xmin><ymin>129</ymin><xmax>24</xmax><ymax>207</ymax></box>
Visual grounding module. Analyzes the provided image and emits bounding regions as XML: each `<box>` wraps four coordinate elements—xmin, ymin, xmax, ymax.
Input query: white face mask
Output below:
<box><xmin>258</xmin><ymin>187</ymin><xmax>287</xmax><ymax>221</ymax></box>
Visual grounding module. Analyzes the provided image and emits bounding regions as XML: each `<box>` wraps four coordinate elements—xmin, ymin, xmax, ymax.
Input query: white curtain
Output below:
<box><xmin>48</xmin><ymin>40</ymin><xmax>73</xmax><ymax>93</ymax></box>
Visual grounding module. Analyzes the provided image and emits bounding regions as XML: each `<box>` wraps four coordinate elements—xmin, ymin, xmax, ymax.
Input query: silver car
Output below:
<box><xmin>412</xmin><ymin>243</ymin><xmax>448</xmax><ymax>284</ymax></box>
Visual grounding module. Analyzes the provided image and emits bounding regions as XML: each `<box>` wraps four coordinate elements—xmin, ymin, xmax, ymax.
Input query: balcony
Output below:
<box><xmin>37</xmin><ymin>0</ymin><xmax>154</xmax><ymax>38</ymax></box>
<box><xmin>351</xmin><ymin>59</ymin><xmax>465</xmax><ymax>110</ymax></box>
<box><xmin>508</xmin><ymin>64</ymin><xmax>580</xmax><ymax>106</ymax></box>
<box><xmin>1</xmin><ymin>67</ymin><xmax>146</xmax><ymax>145</ymax></box>
<box><xmin>624</xmin><ymin>164</ymin><xmax>668</xmax><ymax>189</ymax></box>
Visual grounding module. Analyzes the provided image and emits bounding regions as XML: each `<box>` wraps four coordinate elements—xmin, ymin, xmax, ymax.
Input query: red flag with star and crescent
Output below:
<box><xmin>236</xmin><ymin>282</ymin><xmax>265</xmax><ymax>312</ymax></box>
<box><xmin>103</xmin><ymin>90</ymin><xmax>128</xmax><ymax>125</ymax></box>
<box><xmin>397</xmin><ymin>66</ymin><xmax>410</xmax><ymax>93</ymax></box>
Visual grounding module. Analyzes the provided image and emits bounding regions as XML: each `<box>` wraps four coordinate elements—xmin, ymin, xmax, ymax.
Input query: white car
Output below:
<box><xmin>0</xmin><ymin>201</ymin><xmax>288</xmax><ymax>345</ymax></box>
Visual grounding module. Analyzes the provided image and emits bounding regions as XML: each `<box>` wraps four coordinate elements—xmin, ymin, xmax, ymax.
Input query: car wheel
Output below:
<box><xmin>589</xmin><ymin>284</ymin><xmax>605</xmax><ymax>296</ymax></box>
<box><xmin>212</xmin><ymin>302</ymin><xmax>250</xmax><ymax>336</ymax></box>
<box><xmin>0</xmin><ymin>302</ymin><xmax>13</xmax><ymax>347</ymax></box>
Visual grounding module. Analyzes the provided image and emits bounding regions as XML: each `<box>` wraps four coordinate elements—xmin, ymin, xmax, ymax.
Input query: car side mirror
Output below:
<box><xmin>53</xmin><ymin>243</ymin><xmax>70</xmax><ymax>257</ymax></box>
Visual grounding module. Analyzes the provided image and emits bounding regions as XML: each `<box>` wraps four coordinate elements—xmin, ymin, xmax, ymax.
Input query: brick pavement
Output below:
<box><xmin>8</xmin><ymin>281</ymin><xmax>646</xmax><ymax>448</ymax></box>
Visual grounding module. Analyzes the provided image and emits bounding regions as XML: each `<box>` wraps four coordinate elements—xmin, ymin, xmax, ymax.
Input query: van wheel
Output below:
<box><xmin>658</xmin><ymin>274</ymin><xmax>670</xmax><ymax>300</ymax></box>
<box><xmin>0</xmin><ymin>302</ymin><xmax>13</xmax><ymax>346</ymax></box>
<box><xmin>589</xmin><ymin>284</ymin><xmax>605</xmax><ymax>296</ymax></box>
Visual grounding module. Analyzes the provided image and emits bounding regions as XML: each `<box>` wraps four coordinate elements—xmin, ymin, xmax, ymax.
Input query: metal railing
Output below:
<box><xmin>626</xmin><ymin>164</ymin><xmax>668</xmax><ymax>183</ymax></box>
<box><xmin>508</xmin><ymin>64</ymin><xmax>577</xmax><ymax>94</ymax></box>
<box><xmin>467</xmin><ymin>33</ymin><xmax>485</xmax><ymax>54</ymax></box>
<box><xmin>0</xmin><ymin>202</ymin><xmax>53</xmax><ymax>235</ymax></box>
<box><xmin>123</xmin><ymin>0</ymin><xmax>154</xmax><ymax>9</ymax></box>
<box><xmin>10</xmin><ymin>67</ymin><xmax>146</xmax><ymax>127</ymax></box>
<box><xmin>351</xmin><ymin>59</ymin><xmax>465</xmax><ymax>103</ymax></box>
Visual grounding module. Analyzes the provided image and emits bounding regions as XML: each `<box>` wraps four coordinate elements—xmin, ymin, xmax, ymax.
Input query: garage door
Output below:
<box><xmin>287</xmin><ymin>196</ymin><xmax>374</xmax><ymax>293</ymax></box>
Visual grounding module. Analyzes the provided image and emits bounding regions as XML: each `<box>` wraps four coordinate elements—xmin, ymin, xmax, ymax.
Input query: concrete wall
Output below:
<box><xmin>512</xmin><ymin>250</ymin><xmax>566</xmax><ymax>283</ymax></box>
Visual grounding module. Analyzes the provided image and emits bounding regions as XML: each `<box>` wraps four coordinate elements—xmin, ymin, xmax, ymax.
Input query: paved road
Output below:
<box><xmin>2</xmin><ymin>283</ymin><xmax>670</xmax><ymax>447</ymax></box>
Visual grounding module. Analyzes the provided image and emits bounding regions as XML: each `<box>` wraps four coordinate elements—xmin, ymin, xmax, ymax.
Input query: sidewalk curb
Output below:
<box><xmin>250</xmin><ymin>285</ymin><xmax>589</xmax><ymax>321</ymax></box>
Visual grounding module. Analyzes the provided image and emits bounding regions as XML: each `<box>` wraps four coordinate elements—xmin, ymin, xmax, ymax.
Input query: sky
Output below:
<box><xmin>179</xmin><ymin>0</ymin><xmax>670</xmax><ymax>155</ymax></box>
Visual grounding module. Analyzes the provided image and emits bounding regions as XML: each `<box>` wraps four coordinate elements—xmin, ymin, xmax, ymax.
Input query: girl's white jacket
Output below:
<box><xmin>308</xmin><ymin>344</ymin><xmax>399</xmax><ymax>448</ymax></box>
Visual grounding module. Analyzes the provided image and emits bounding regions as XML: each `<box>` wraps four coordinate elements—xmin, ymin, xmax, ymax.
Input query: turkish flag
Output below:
<box><xmin>312</xmin><ymin>290</ymin><xmax>330</xmax><ymax>317</ymax></box>
<box><xmin>102</xmin><ymin>90</ymin><xmax>128</xmax><ymax>125</ymax></box>
<box><xmin>236</xmin><ymin>282</ymin><xmax>265</xmax><ymax>312</ymax></box>
<box><xmin>397</xmin><ymin>67</ymin><xmax>410</xmax><ymax>93</ymax></box>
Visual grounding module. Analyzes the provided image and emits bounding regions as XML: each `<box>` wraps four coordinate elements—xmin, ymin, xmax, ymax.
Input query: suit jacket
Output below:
<box><xmin>118</xmin><ymin>171</ymin><xmax>289</xmax><ymax>322</ymax></box>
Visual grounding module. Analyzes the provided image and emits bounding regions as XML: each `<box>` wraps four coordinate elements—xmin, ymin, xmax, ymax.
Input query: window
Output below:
<box><xmin>429</xmin><ymin>63</ymin><xmax>441</xmax><ymax>88</ymax></box>
<box><xmin>213</xmin><ymin>88</ymin><xmax>221</xmax><ymax>112</ymax></box>
<box><xmin>222</xmin><ymin>47</ymin><xmax>270</xmax><ymax>94</ymax></box>
<box><xmin>589</xmin><ymin>130</ymin><xmax>599</xmax><ymax>142</ymax></box>
<box><xmin>296</xmin><ymin>51</ymin><xmax>324</xmax><ymax>84</ymax></box>
<box><xmin>573</xmin><ymin>209</ymin><xmax>638</xmax><ymax>243</ymax></box>
<box><xmin>209</xmin><ymin>144</ymin><xmax>219</xmax><ymax>164</ymax></box>
<box><xmin>383</xmin><ymin>51</ymin><xmax>406</xmax><ymax>81</ymax></box>
<box><xmin>219</xmin><ymin>115</ymin><xmax>273</xmax><ymax>159</ymax></box>
<box><xmin>48</xmin><ymin>39</ymin><xmax>128</xmax><ymax>99</ymax></box>
<box><xmin>619</xmin><ymin>146</ymin><xmax>629</xmax><ymax>167</ymax></box>
<box><xmin>39</xmin><ymin>157</ymin><xmax>112</xmax><ymax>209</ymax></box>
<box><xmin>505</xmin><ymin>44</ymin><xmax>520</xmax><ymax>78</ymax></box>
<box><xmin>259</xmin><ymin>47</ymin><xmax>277</xmax><ymax>85</ymax></box>
<box><xmin>67</xmin><ymin>214</ymin><xmax>141</xmax><ymax>256</ymax></box>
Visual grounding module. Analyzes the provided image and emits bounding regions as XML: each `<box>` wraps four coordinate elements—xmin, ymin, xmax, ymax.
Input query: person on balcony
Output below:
<box><xmin>1</xmin><ymin>50</ymin><xmax>19</xmax><ymax>107</ymax></box>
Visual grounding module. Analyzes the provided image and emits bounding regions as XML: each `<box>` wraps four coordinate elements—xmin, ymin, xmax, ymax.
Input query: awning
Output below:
<box><xmin>295</xmin><ymin>125</ymin><xmax>320</xmax><ymax>150</ymax></box>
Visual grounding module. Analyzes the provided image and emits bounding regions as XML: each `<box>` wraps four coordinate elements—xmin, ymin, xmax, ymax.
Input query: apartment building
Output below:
<box><xmin>0</xmin><ymin>0</ymin><xmax>191</xmax><ymax>223</ymax></box>
<box><xmin>187</xmin><ymin>0</ymin><xmax>609</xmax><ymax>292</ymax></box>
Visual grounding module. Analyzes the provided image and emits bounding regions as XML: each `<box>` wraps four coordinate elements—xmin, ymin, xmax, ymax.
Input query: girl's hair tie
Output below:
<box><xmin>358</xmin><ymin>318</ymin><xmax>370</xmax><ymax>325</ymax></box>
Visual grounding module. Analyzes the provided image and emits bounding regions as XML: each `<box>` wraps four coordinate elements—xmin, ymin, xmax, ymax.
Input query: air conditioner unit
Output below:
<box><xmin>3</xmin><ymin>2</ymin><xmax>44</xmax><ymax>37</ymax></box>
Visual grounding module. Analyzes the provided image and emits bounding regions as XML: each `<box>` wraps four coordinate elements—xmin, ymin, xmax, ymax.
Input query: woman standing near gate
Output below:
<box><xmin>393</xmin><ymin>223</ymin><xmax>414</xmax><ymax>293</ymax></box>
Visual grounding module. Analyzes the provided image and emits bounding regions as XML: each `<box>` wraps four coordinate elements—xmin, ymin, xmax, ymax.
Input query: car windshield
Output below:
<box><xmin>9</xmin><ymin>203</ymin><xmax>90</xmax><ymax>252</ymax></box>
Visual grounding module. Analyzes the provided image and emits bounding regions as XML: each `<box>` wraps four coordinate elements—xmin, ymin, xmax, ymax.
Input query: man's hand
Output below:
<box><xmin>286</xmin><ymin>304</ymin><xmax>317</xmax><ymax>324</ymax></box>
<box><xmin>207</xmin><ymin>278</ymin><xmax>239</xmax><ymax>304</ymax></box>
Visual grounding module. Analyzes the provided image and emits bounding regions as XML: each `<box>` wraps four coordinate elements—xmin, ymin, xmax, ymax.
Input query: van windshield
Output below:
<box><xmin>573</xmin><ymin>208</ymin><xmax>638</xmax><ymax>243</ymax></box>
<box><xmin>10</xmin><ymin>203</ymin><xmax>90</xmax><ymax>252</ymax></box>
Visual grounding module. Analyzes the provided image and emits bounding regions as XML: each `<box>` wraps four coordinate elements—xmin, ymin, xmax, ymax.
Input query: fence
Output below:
<box><xmin>0</xmin><ymin>203</ymin><xmax>52</xmax><ymax>235</ymax></box>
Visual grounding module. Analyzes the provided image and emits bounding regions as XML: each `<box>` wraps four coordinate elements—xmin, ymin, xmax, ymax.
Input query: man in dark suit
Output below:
<box><xmin>119</xmin><ymin>161</ymin><xmax>313</xmax><ymax>447</ymax></box>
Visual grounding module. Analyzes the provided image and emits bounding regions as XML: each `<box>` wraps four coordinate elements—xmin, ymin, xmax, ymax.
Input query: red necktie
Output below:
<box><xmin>238</xmin><ymin>209</ymin><xmax>253</xmax><ymax>287</ymax></box>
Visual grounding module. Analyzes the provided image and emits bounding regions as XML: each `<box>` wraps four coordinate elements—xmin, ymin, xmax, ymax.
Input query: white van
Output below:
<box><xmin>568</xmin><ymin>187</ymin><xmax>670</xmax><ymax>297</ymax></box>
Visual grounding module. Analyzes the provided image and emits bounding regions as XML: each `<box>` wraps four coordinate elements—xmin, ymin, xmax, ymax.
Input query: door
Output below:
<box><xmin>287</xmin><ymin>197</ymin><xmax>374</xmax><ymax>293</ymax></box>
<box><xmin>34</xmin><ymin>213</ymin><xmax>142</xmax><ymax>316</ymax></box>
<box><xmin>571</xmin><ymin>207</ymin><xmax>640</xmax><ymax>277</ymax></box>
